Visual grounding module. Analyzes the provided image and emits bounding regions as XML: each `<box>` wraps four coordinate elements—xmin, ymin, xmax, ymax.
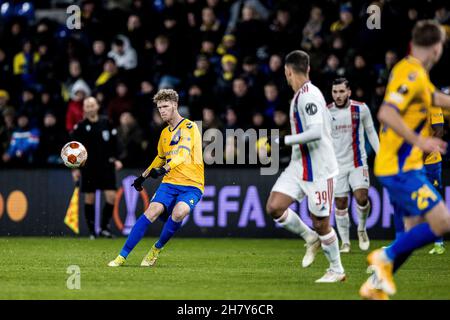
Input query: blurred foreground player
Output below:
<box><xmin>266</xmin><ymin>50</ymin><xmax>345</xmax><ymax>283</ymax></box>
<box><xmin>72</xmin><ymin>97</ymin><xmax>123</xmax><ymax>239</ymax></box>
<box><xmin>360</xmin><ymin>20</ymin><xmax>450</xmax><ymax>299</ymax></box>
<box><xmin>108</xmin><ymin>89</ymin><xmax>204</xmax><ymax>267</ymax></box>
<box><xmin>328</xmin><ymin>78</ymin><xmax>379</xmax><ymax>253</ymax></box>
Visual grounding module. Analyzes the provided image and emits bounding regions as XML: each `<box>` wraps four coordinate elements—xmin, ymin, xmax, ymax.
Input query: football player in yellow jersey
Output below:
<box><xmin>360</xmin><ymin>20</ymin><xmax>450</xmax><ymax>300</ymax></box>
<box><xmin>108</xmin><ymin>89</ymin><xmax>204</xmax><ymax>267</ymax></box>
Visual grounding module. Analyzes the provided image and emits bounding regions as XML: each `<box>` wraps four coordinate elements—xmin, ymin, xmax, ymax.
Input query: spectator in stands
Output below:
<box><xmin>268</xmin><ymin>7</ymin><xmax>301</xmax><ymax>55</ymax></box>
<box><xmin>215</xmin><ymin>54</ymin><xmax>238</xmax><ymax>99</ymax></box>
<box><xmin>2</xmin><ymin>112</ymin><xmax>40</xmax><ymax>166</ymax></box>
<box><xmin>95</xmin><ymin>58</ymin><xmax>119</xmax><ymax>99</ymax></box>
<box><xmin>39</xmin><ymin>89</ymin><xmax>63</xmax><ymax>122</ymax></box>
<box><xmin>347</xmin><ymin>54</ymin><xmax>375</xmax><ymax>96</ymax></box>
<box><xmin>225</xmin><ymin>77</ymin><xmax>257</xmax><ymax>125</ymax></box>
<box><xmin>87</xmin><ymin>39</ymin><xmax>108</xmax><ymax>84</ymax></box>
<box><xmin>272</xmin><ymin>107</ymin><xmax>291</xmax><ymax>165</ymax></box>
<box><xmin>0</xmin><ymin>48</ymin><xmax>13</xmax><ymax>92</ymax></box>
<box><xmin>36</xmin><ymin>111</ymin><xmax>67</xmax><ymax>165</ymax></box>
<box><xmin>117</xmin><ymin>112</ymin><xmax>145</xmax><ymax>168</ymax></box>
<box><xmin>234</xmin><ymin>3</ymin><xmax>270</xmax><ymax>58</ymax></box>
<box><xmin>13</xmin><ymin>39</ymin><xmax>40</xmax><ymax>88</ymax></box>
<box><xmin>301</xmin><ymin>6</ymin><xmax>325</xmax><ymax>51</ymax></box>
<box><xmin>0</xmin><ymin>90</ymin><xmax>13</xmax><ymax>114</ymax></box>
<box><xmin>108</xmin><ymin>81</ymin><xmax>134</xmax><ymax>127</ymax></box>
<box><xmin>0</xmin><ymin>107</ymin><xmax>16</xmax><ymax>162</ymax></box>
<box><xmin>125</xmin><ymin>14</ymin><xmax>146</xmax><ymax>55</ymax></box>
<box><xmin>308</xmin><ymin>34</ymin><xmax>327</xmax><ymax>80</ymax></box>
<box><xmin>18</xmin><ymin>87</ymin><xmax>41</xmax><ymax>127</ymax></box>
<box><xmin>107</xmin><ymin>35</ymin><xmax>138</xmax><ymax>71</ymax></box>
<box><xmin>66</xmin><ymin>79</ymin><xmax>91</xmax><ymax>132</ymax></box>
<box><xmin>330</xmin><ymin>3</ymin><xmax>357</xmax><ymax>46</ymax></box>
<box><xmin>200</xmin><ymin>6</ymin><xmax>224</xmax><ymax>44</ymax></box>
<box><xmin>62</xmin><ymin>60</ymin><xmax>83</xmax><ymax>102</ymax></box>
<box><xmin>376</xmin><ymin>49</ymin><xmax>398</xmax><ymax>84</ymax></box>
<box><xmin>216</xmin><ymin>34</ymin><xmax>239</xmax><ymax>58</ymax></box>
<box><xmin>263</xmin><ymin>82</ymin><xmax>283</xmax><ymax>118</ymax></box>
<box><xmin>227</xmin><ymin>0</ymin><xmax>270</xmax><ymax>34</ymax></box>
<box><xmin>320</xmin><ymin>54</ymin><xmax>345</xmax><ymax>99</ymax></box>
<box><xmin>134</xmin><ymin>79</ymin><xmax>155</xmax><ymax>131</ymax></box>
<box><xmin>189</xmin><ymin>54</ymin><xmax>216</xmax><ymax>93</ymax></box>
<box><xmin>240</xmin><ymin>55</ymin><xmax>266</xmax><ymax>96</ymax></box>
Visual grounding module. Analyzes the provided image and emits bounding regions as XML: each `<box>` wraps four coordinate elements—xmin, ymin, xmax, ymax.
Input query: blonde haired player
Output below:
<box><xmin>360</xmin><ymin>20</ymin><xmax>450</xmax><ymax>299</ymax></box>
<box><xmin>108</xmin><ymin>89</ymin><xmax>204</xmax><ymax>267</ymax></box>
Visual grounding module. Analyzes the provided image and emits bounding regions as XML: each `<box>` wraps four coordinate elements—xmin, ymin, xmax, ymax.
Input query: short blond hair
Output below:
<box><xmin>153</xmin><ymin>89</ymin><xmax>179</xmax><ymax>104</ymax></box>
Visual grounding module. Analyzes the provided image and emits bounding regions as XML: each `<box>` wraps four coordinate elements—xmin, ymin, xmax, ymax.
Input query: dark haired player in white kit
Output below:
<box><xmin>267</xmin><ymin>50</ymin><xmax>345</xmax><ymax>283</ymax></box>
<box><xmin>328</xmin><ymin>78</ymin><xmax>379</xmax><ymax>253</ymax></box>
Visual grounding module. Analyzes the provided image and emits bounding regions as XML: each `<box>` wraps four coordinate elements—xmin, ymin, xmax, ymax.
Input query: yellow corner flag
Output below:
<box><xmin>64</xmin><ymin>185</ymin><xmax>80</xmax><ymax>234</ymax></box>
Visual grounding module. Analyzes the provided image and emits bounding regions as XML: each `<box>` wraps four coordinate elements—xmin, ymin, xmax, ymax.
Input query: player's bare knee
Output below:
<box><xmin>334</xmin><ymin>197</ymin><xmax>348</xmax><ymax>210</ymax></box>
<box><xmin>266</xmin><ymin>201</ymin><xmax>283</xmax><ymax>219</ymax></box>
<box><xmin>144</xmin><ymin>203</ymin><xmax>164</xmax><ymax>222</ymax></box>
<box><xmin>354</xmin><ymin>189</ymin><xmax>369</xmax><ymax>206</ymax></box>
<box><xmin>312</xmin><ymin>217</ymin><xmax>331</xmax><ymax>235</ymax></box>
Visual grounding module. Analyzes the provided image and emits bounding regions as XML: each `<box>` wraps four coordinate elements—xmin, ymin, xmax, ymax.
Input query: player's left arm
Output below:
<box><xmin>283</xmin><ymin>97</ymin><xmax>323</xmax><ymax>146</ymax></box>
<box><xmin>361</xmin><ymin>104</ymin><xmax>380</xmax><ymax>153</ymax></box>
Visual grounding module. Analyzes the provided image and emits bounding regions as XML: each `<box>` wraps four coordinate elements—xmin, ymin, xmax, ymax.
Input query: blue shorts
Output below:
<box><xmin>151</xmin><ymin>183</ymin><xmax>203</xmax><ymax>221</ymax></box>
<box><xmin>378</xmin><ymin>169</ymin><xmax>442</xmax><ymax>218</ymax></box>
<box><xmin>424</xmin><ymin>162</ymin><xmax>442</xmax><ymax>194</ymax></box>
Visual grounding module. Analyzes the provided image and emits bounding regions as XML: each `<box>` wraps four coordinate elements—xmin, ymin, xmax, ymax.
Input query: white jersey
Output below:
<box><xmin>328</xmin><ymin>100</ymin><xmax>375</xmax><ymax>171</ymax></box>
<box><xmin>289</xmin><ymin>81</ymin><xmax>339</xmax><ymax>182</ymax></box>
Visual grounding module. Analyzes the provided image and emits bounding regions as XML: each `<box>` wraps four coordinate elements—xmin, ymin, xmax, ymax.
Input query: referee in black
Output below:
<box><xmin>71</xmin><ymin>97</ymin><xmax>123</xmax><ymax>239</ymax></box>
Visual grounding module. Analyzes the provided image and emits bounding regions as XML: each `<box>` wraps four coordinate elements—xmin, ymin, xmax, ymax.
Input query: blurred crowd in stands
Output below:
<box><xmin>0</xmin><ymin>0</ymin><xmax>449</xmax><ymax>168</ymax></box>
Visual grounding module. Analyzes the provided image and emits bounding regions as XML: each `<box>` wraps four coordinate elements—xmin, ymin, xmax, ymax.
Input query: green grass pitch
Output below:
<box><xmin>0</xmin><ymin>238</ymin><xmax>449</xmax><ymax>300</ymax></box>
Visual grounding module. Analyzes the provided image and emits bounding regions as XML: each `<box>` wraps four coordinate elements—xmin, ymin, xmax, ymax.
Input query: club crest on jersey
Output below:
<box><xmin>186</xmin><ymin>122</ymin><xmax>193</xmax><ymax>129</ymax></box>
<box><xmin>170</xmin><ymin>129</ymin><xmax>181</xmax><ymax>145</ymax></box>
<box><xmin>305</xmin><ymin>103</ymin><xmax>317</xmax><ymax>115</ymax></box>
<box><xmin>102</xmin><ymin>130</ymin><xmax>110</xmax><ymax>141</ymax></box>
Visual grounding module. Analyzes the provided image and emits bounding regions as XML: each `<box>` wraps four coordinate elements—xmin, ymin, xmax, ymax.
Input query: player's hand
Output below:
<box><xmin>114</xmin><ymin>160</ymin><xmax>123</xmax><ymax>171</ymax></box>
<box><xmin>149</xmin><ymin>167</ymin><xmax>167</xmax><ymax>179</ymax></box>
<box><xmin>274</xmin><ymin>136</ymin><xmax>286</xmax><ymax>148</ymax></box>
<box><xmin>72</xmin><ymin>169</ymin><xmax>81</xmax><ymax>182</ymax></box>
<box><xmin>416</xmin><ymin>136</ymin><xmax>447</xmax><ymax>154</ymax></box>
<box><xmin>131</xmin><ymin>175</ymin><xmax>146</xmax><ymax>192</ymax></box>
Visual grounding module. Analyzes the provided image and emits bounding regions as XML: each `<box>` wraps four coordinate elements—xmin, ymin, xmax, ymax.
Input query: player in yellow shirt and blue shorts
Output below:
<box><xmin>359</xmin><ymin>20</ymin><xmax>450</xmax><ymax>299</ymax></box>
<box><xmin>391</xmin><ymin>106</ymin><xmax>446</xmax><ymax>254</ymax></box>
<box><xmin>108</xmin><ymin>89</ymin><xmax>204</xmax><ymax>267</ymax></box>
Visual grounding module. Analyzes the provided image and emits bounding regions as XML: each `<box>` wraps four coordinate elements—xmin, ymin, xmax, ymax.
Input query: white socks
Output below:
<box><xmin>319</xmin><ymin>228</ymin><xmax>344</xmax><ymax>273</ymax></box>
<box><xmin>357</xmin><ymin>202</ymin><xmax>370</xmax><ymax>231</ymax></box>
<box><xmin>276</xmin><ymin>208</ymin><xmax>318</xmax><ymax>243</ymax></box>
<box><xmin>335</xmin><ymin>208</ymin><xmax>350</xmax><ymax>245</ymax></box>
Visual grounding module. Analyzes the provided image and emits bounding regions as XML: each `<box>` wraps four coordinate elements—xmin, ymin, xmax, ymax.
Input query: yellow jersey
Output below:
<box><xmin>375</xmin><ymin>56</ymin><xmax>436</xmax><ymax>176</ymax></box>
<box><xmin>424</xmin><ymin>106</ymin><xmax>444</xmax><ymax>165</ymax></box>
<box><xmin>154</xmin><ymin>118</ymin><xmax>204</xmax><ymax>192</ymax></box>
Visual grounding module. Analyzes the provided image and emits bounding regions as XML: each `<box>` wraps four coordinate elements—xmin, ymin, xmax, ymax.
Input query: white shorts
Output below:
<box><xmin>335</xmin><ymin>165</ymin><xmax>370</xmax><ymax>197</ymax></box>
<box><xmin>271</xmin><ymin>163</ymin><xmax>335</xmax><ymax>217</ymax></box>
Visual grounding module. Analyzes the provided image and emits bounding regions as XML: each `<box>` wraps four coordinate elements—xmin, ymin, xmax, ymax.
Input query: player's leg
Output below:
<box><xmin>84</xmin><ymin>192</ymin><xmax>96</xmax><ymax>239</ymax></box>
<box><xmin>306</xmin><ymin>178</ymin><xmax>345</xmax><ymax>283</ymax></box>
<box><xmin>350</xmin><ymin>166</ymin><xmax>371</xmax><ymax>251</ymax></box>
<box><xmin>425</xmin><ymin>163</ymin><xmax>445</xmax><ymax>254</ymax></box>
<box><xmin>334</xmin><ymin>171</ymin><xmax>351</xmax><ymax>253</ymax></box>
<box><xmin>267</xmin><ymin>165</ymin><xmax>319</xmax><ymax>246</ymax></box>
<box><xmin>365</xmin><ymin>172</ymin><xmax>447</xmax><ymax>295</ymax></box>
<box><xmin>99</xmin><ymin>189</ymin><xmax>116</xmax><ymax>238</ymax></box>
<box><xmin>141</xmin><ymin>186</ymin><xmax>202</xmax><ymax>266</ymax></box>
<box><xmin>108</xmin><ymin>184</ymin><xmax>174</xmax><ymax>266</ymax></box>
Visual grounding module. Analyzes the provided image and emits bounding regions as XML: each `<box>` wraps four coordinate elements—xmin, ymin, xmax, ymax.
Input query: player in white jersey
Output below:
<box><xmin>328</xmin><ymin>78</ymin><xmax>380</xmax><ymax>253</ymax></box>
<box><xmin>266</xmin><ymin>50</ymin><xmax>345</xmax><ymax>283</ymax></box>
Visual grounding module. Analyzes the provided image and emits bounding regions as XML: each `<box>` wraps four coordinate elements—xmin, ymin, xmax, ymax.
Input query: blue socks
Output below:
<box><xmin>385</xmin><ymin>222</ymin><xmax>440</xmax><ymax>261</ymax></box>
<box><xmin>120</xmin><ymin>214</ymin><xmax>151</xmax><ymax>258</ymax></box>
<box><xmin>155</xmin><ymin>216</ymin><xmax>182</xmax><ymax>249</ymax></box>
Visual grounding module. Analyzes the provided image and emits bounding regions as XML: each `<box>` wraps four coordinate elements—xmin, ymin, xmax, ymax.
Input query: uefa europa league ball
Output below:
<box><xmin>61</xmin><ymin>141</ymin><xmax>88</xmax><ymax>168</ymax></box>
